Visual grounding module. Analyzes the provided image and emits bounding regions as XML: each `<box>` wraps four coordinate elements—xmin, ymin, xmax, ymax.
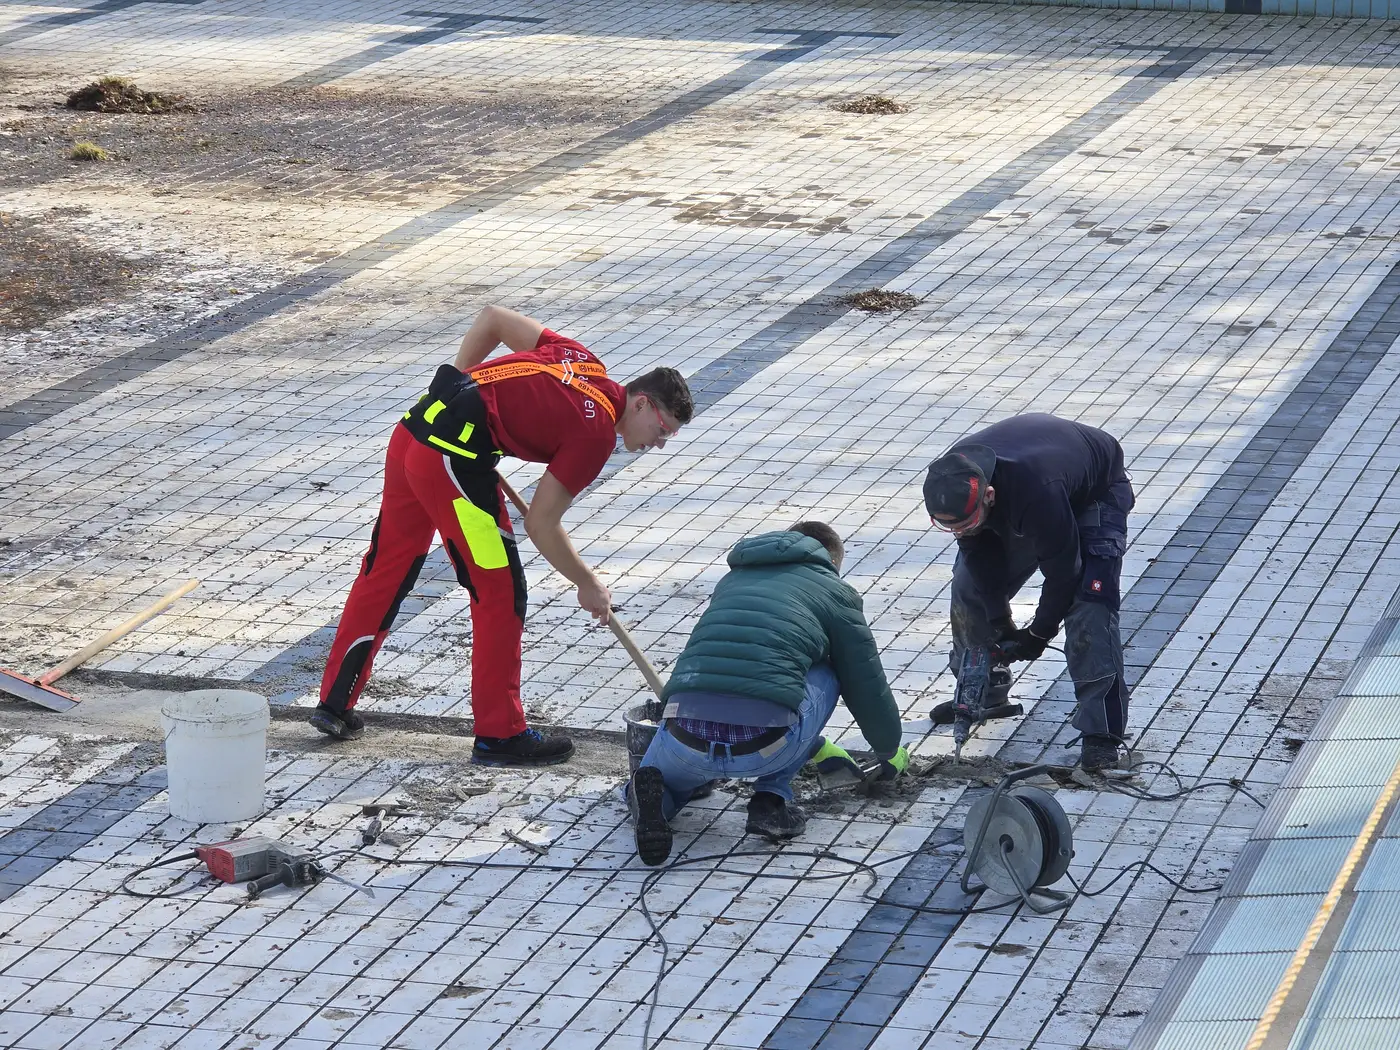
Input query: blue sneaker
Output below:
<box><xmin>471</xmin><ymin>727</ymin><xmax>574</xmax><ymax>767</ymax></box>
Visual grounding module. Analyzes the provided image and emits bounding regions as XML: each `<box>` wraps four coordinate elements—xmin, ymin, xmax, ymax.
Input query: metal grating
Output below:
<box><xmin>1173</xmin><ymin>953</ymin><xmax>1293</xmax><ymax>1021</ymax></box>
<box><xmin>1355</xmin><ymin>841</ymin><xmax>1400</xmax><ymax>891</ymax></box>
<box><xmin>1335</xmin><ymin>892</ymin><xmax>1400</xmax><ymax>952</ymax></box>
<box><xmin>1367</xmin><ymin>623</ymin><xmax>1400</xmax><ymax>658</ymax></box>
<box><xmin>1287</xmin><ymin>1015</ymin><xmax>1400</xmax><ymax>1050</ymax></box>
<box><xmin>1323</xmin><ymin>694</ymin><xmax>1400</xmax><ymax>743</ymax></box>
<box><xmin>1340</xmin><ymin>656</ymin><xmax>1400</xmax><ymax>697</ymax></box>
<box><xmin>1233</xmin><ymin>838</ymin><xmax>1355</xmax><ymax>897</ymax></box>
<box><xmin>1283</xmin><ymin>739</ymin><xmax>1400</xmax><ymax>789</ymax></box>
<box><xmin>1254</xmin><ymin>786</ymin><xmax>1380</xmax><ymax>842</ymax></box>
<box><xmin>1208</xmin><ymin>894</ymin><xmax>1327</xmax><ymax>954</ymax></box>
<box><xmin>1300</xmin><ymin>949</ymin><xmax>1400</xmax><ymax>1018</ymax></box>
<box><xmin>1152</xmin><ymin>1020</ymin><xmax>1259</xmax><ymax>1050</ymax></box>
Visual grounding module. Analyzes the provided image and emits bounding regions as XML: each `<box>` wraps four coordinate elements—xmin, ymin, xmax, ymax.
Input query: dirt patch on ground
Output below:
<box><xmin>0</xmin><ymin>208</ymin><xmax>150</xmax><ymax>328</ymax></box>
<box><xmin>2</xmin><ymin>82</ymin><xmax>641</xmax><ymax>205</ymax></box>
<box><xmin>832</xmin><ymin>95</ymin><xmax>908</xmax><ymax>115</ymax></box>
<box><xmin>838</xmin><ymin>289</ymin><xmax>921</xmax><ymax>313</ymax></box>
<box><xmin>66</xmin><ymin>77</ymin><xmax>192</xmax><ymax>115</ymax></box>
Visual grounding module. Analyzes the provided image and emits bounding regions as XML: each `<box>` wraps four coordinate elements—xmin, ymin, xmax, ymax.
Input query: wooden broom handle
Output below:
<box><xmin>42</xmin><ymin>579</ymin><xmax>200</xmax><ymax>684</ymax></box>
<box><xmin>498</xmin><ymin>476</ymin><xmax>530</xmax><ymax>517</ymax></box>
<box><xmin>496</xmin><ymin>475</ymin><xmax>665</xmax><ymax>699</ymax></box>
<box><xmin>606</xmin><ymin>613</ymin><xmax>666</xmax><ymax>700</ymax></box>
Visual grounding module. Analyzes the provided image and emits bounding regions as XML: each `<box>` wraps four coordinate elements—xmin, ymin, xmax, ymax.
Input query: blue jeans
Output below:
<box><xmin>640</xmin><ymin>665</ymin><xmax>840</xmax><ymax>820</ymax></box>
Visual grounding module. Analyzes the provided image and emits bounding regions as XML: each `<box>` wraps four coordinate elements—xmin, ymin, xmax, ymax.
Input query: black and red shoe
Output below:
<box><xmin>309</xmin><ymin>704</ymin><xmax>365</xmax><ymax>741</ymax></box>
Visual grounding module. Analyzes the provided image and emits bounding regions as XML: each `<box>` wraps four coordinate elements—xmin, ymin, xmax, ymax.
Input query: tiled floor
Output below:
<box><xmin>4</xmin><ymin>1</ymin><xmax>1400</xmax><ymax>1047</ymax></box>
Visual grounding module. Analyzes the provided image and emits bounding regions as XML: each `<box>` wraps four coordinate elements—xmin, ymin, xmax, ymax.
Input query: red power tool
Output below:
<box><xmin>195</xmin><ymin>837</ymin><xmax>325</xmax><ymax>899</ymax></box>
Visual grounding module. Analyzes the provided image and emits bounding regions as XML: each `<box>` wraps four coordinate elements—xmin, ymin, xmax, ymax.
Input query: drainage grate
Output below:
<box><xmin>1172</xmin><ymin>952</ymin><xmax>1292</xmax><ymax>1022</ymax></box>
<box><xmin>1283</xmin><ymin>739</ymin><xmax>1400</xmax><ymax>789</ymax></box>
<box><xmin>1340</xmin><ymin>656</ymin><xmax>1400</xmax><ymax>697</ymax></box>
<box><xmin>1207</xmin><ymin>894</ymin><xmax>1328</xmax><ymax>954</ymax></box>
<box><xmin>1304</xmin><ymin>949</ymin><xmax>1400</xmax><ymax>1018</ymax></box>
<box><xmin>1226</xmin><ymin>838</ymin><xmax>1356</xmax><ymax>897</ymax></box>
<box><xmin>1253</xmin><ymin>786</ymin><xmax>1382</xmax><ymax>841</ymax></box>
<box><xmin>1336</xmin><ymin>891</ymin><xmax>1400</xmax><ymax>951</ymax></box>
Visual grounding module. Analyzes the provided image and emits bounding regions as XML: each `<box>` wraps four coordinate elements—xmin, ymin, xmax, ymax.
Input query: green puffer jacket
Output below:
<box><xmin>662</xmin><ymin>532</ymin><xmax>901</xmax><ymax>757</ymax></box>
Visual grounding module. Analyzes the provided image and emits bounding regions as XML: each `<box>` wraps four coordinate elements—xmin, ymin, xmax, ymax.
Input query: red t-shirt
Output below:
<box><xmin>476</xmin><ymin>330</ymin><xmax>626</xmax><ymax>496</ymax></box>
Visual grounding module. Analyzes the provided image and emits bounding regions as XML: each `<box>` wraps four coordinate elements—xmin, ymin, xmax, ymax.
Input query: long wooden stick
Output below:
<box><xmin>42</xmin><ymin>578</ymin><xmax>200</xmax><ymax>684</ymax></box>
<box><xmin>498</xmin><ymin>476</ymin><xmax>529</xmax><ymax>517</ymax></box>
<box><xmin>495</xmin><ymin>474</ymin><xmax>665</xmax><ymax>699</ymax></box>
<box><xmin>606</xmin><ymin>613</ymin><xmax>666</xmax><ymax>699</ymax></box>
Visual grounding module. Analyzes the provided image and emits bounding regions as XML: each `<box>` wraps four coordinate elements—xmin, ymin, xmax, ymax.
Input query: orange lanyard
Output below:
<box><xmin>470</xmin><ymin>359</ymin><xmax>617</xmax><ymax>423</ymax></box>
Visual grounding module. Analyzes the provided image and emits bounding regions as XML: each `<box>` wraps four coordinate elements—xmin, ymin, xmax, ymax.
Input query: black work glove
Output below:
<box><xmin>1003</xmin><ymin>627</ymin><xmax>1049</xmax><ymax>662</ymax></box>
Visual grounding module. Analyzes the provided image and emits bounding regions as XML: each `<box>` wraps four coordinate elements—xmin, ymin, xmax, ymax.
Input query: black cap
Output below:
<box><xmin>923</xmin><ymin>444</ymin><xmax>996</xmax><ymax>522</ymax></box>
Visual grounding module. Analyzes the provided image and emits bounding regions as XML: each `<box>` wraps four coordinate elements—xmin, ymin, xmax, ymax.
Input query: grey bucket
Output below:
<box><xmin>624</xmin><ymin>700</ymin><xmax>664</xmax><ymax>773</ymax></box>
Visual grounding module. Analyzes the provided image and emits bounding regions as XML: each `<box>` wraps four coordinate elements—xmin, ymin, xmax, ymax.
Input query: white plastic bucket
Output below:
<box><xmin>160</xmin><ymin>690</ymin><xmax>269</xmax><ymax>823</ymax></box>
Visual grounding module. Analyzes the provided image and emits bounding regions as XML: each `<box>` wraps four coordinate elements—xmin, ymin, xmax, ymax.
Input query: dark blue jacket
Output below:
<box><xmin>952</xmin><ymin>414</ymin><xmax>1128</xmax><ymax>637</ymax></box>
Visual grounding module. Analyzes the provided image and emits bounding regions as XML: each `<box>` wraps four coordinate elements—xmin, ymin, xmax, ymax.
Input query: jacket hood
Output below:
<box><xmin>727</xmin><ymin>532</ymin><xmax>836</xmax><ymax>571</ymax></box>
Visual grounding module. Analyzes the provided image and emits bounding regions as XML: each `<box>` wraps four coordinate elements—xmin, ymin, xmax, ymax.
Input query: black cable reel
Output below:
<box><xmin>961</xmin><ymin>765</ymin><xmax>1074</xmax><ymax>913</ymax></box>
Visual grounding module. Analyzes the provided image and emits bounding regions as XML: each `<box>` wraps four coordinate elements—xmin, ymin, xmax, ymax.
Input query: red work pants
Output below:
<box><xmin>319</xmin><ymin>423</ymin><xmax>528</xmax><ymax>738</ymax></box>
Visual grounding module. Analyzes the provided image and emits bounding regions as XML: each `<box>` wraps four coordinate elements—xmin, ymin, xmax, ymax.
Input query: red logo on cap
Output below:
<box><xmin>963</xmin><ymin>477</ymin><xmax>980</xmax><ymax>518</ymax></box>
<box><xmin>1091</xmin><ymin>579</ymin><xmax>1102</xmax><ymax>592</ymax></box>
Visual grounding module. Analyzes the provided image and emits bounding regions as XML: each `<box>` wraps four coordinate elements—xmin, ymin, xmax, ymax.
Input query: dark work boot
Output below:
<box><xmin>309</xmin><ymin>704</ymin><xmax>365</xmax><ymax>741</ymax></box>
<box><xmin>745</xmin><ymin>792</ymin><xmax>807</xmax><ymax>841</ymax></box>
<box><xmin>471</xmin><ymin>728</ymin><xmax>574</xmax><ymax>767</ymax></box>
<box><xmin>1079</xmin><ymin>735</ymin><xmax>1120</xmax><ymax>773</ymax></box>
<box><xmin>629</xmin><ymin>766</ymin><xmax>672</xmax><ymax>866</ymax></box>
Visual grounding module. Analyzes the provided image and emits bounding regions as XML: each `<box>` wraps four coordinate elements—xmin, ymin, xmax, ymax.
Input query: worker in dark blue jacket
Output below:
<box><xmin>628</xmin><ymin>522</ymin><xmax>908</xmax><ymax>865</ymax></box>
<box><xmin>923</xmin><ymin>413</ymin><xmax>1134</xmax><ymax>771</ymax></box>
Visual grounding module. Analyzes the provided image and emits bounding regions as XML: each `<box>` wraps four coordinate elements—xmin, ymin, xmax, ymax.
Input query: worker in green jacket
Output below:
<box><xmin>628</xmin><ymin>522</ymin><xmax>910</xmax><ymax>865</ymax></box>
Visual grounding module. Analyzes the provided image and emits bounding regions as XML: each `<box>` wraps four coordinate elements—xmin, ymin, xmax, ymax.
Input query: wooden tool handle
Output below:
<box><xmin>607</xmin><ymin>612</ymin><xmax>666</xmax><ymax>700</ymax></box>
<box><xmin>42</xmin><ymin>579</ymin><xmax>200</xmax><ymax>684</ymax></box>
<box><xmin>496</xmin><ymin>474</ymin><xmax>666</xmax><ymax>700</ymax></box>
<box><xmin>498</xmin><ymin>476</ymin><xmax>529</xmax><ymax>517</ymax></box>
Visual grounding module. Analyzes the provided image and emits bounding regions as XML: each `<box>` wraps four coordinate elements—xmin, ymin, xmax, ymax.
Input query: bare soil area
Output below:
<box><xmin>0</xmin><ymin>207</ymin><xmax>151</xmax><ymax>328</ymax></box>
<box><xmin>2</xmin><ymin>77</ymin><xmax>638</xmax><ymax>205</ymax></box>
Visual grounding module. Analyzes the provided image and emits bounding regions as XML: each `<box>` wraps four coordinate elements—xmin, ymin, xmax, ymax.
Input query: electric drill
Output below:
<box><xmin>195</xmin><ymin>837</ymin><xmax>324</xmax><ymax>899</ymax></box>
<box><xmin>951</xmin><ymin>641</ymin><xmax>1024</xmax><ymax>760</ymax></box>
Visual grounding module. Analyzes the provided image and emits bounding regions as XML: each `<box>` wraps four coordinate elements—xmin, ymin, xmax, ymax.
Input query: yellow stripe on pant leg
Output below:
<box><xmin>453</xmin><ymin>497</ymin><xmax>509</xmax><ymax>570</ymax></box>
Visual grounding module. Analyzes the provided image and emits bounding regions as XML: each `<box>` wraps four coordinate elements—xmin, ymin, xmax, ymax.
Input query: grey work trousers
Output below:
<box><xmin>948</xmin><ymin>480</ymin><xmax>1133</xmax><ymax>740</ymax></box>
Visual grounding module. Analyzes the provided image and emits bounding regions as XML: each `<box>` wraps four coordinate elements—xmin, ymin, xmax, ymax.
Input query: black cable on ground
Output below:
<box><xmin>116</xmin><ymin>764</ymin><xmax>1263</xmax><ymax>1048</ymax></box>
<box><xmin>118</xmin><ymin>850</ymin><xmax>200</xmax><ymax>898</ymax></box>
<box><xmin>1066</xmin><ymin>861</ymin><xmax>1224</xmax><ymax>898</ymax></box>
<box><xmin>1122</xmin><ymin>758</ymin><xmax>1186</xmax><ymax>792</ymax></box>
<box><xmin>1104</xmin><ymin>775</ymin><xmax>1266</xmax><ymax>809</ymax></box>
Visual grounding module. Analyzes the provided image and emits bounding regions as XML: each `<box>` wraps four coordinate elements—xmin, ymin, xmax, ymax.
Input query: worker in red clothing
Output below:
<box><xmin>311</xmin><ymin>305</ymin><xmax>694</xmax><ymax>766</ymax></box>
